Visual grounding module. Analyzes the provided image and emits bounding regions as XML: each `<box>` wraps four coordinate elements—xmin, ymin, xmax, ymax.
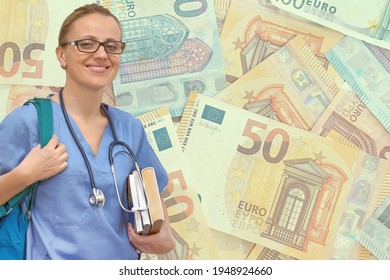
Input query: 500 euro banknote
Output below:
<box><xmin>270</xmin><ymin>0</ymin><xmax>390</xmax><ymax>50</ymax></box>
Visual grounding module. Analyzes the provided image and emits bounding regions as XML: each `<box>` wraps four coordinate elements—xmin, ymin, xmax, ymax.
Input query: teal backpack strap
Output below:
<box><xmin>0</xmin><ymin>98</ymin><xmax>53</xmax><ymax>218</ymax></box>
<box><xmin>29</xmin><ymin>98</ymin><xmax>53</xmax><ymax>147</ymax></box>
<box><xmin>26</xmin><ymin>98</ymin><xmax>53</xmax><ymax>215</ymax></box>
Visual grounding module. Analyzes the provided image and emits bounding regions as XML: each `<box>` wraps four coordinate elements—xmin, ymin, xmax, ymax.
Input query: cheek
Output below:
<box><xmin>111</xmin><ymin>57</ymin><xmax>121</xmax><ymax>68</ymax></box>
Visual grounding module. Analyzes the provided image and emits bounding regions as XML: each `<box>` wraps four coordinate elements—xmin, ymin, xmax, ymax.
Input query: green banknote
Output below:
<box><xmin>271</xmin><ymin>0</ymin><xmax>390</xmax><ymax>50</ymax></box>
<box><xmin>326</xmin><ymin>36</ymin><xmax>390</xmax><ymax>133</ymax></box>
<box><xmin>137</xmin><ymin>107</ymin><xmax>219</xmax><ymax>260</ymax></box>
<box><xmin>357</xmin><ymin>194</ymin><xmax>390</xmax><ymax>260</ymax></box>
<box><xmin>99</xmin><ymin>0</ymin><xmax>226</xmax><ymax>117</ymax></box>
<box><xmin>178</xmin><ymin>92</ymin><xmax>390</xmax><ymax>259</ymax></box>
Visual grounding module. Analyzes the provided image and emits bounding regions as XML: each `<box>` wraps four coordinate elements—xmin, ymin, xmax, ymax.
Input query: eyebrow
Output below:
<box><xmin>77</xmin><ymin>36</ymin><xmax>122</xmax><ymax>41</ymax></box>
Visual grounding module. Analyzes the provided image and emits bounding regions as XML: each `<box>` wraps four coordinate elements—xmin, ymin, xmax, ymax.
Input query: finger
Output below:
<box><xmin>127</xmin><ymin>223</ymin><xmax>142</xmax><ymax>242</ymax></box>
<box><xmin>59</xmin><ymin>161</ymin><xmax>68</xmax><ymax>171</ymax></box>
<box><xmin>46</xmin><ymin>134</ymin><xmax>59</xmax><ymax>149</ymax></box>
<box><xmin>30</xmin><ymin>143</ymin><xmax>41</xmax><ymax>151</ymax></box>
<box><xmin>61</xmin><ymin>152</ymin><xmax>69</xmax><ymax>162</ymax></box>
<box><xmin>55</xmin><ymin>143</ymin><xmax>67</xmax><ymax>155</ymax></box>
<box><xmin>127</xmin><ymin>223</ymin><xmax>135</xmax><ymax>238</ymax></box>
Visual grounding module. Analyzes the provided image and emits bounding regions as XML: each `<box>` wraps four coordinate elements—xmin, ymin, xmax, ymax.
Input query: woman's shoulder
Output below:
<box><xmin>0</xmin><ymin>102</ymin><xmax>39</xmax><ymax>148</ymax></box>
<box><xmin>106</xmin><ymin>105</ymin><xmax>143</xmax><ymax>128</ymax></box>
<box><xmin>1</xmin><ymin>102</ymin><xmax>38</xmax><ymax>126</ymax></box>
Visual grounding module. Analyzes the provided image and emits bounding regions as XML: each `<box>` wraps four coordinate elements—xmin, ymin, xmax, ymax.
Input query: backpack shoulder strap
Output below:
<box><xmin>28</xmin><ymin>97</ymin><xmax>53</xmax><ymax>147</ymax></box>
<box><xmin>0</xmin><ymin>98</ymin><xmax>53</xmax><ymax>218</ymax></box>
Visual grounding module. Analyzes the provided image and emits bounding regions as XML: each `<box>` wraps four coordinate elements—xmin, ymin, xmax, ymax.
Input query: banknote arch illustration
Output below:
<box><xmin>272</xmin><ymin>0</ymin><xmax>337</xmax><ymax>14</ymax></box>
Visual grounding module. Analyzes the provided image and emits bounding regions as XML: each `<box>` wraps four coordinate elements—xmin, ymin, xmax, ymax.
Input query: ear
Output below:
<box><xmin>56</xmin><ymin>46</ymin><xmax>67</xmax><ymax>69</ymax></box>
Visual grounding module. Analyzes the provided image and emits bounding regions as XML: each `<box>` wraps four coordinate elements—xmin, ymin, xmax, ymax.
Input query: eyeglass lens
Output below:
<box><xmin>77</xmin><ymin>39</ymin><xmax>124</xmax><ymax>54</ymax></box>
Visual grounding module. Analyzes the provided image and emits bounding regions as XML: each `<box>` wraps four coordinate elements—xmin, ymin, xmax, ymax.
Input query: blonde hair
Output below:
<box><xmin>58</xmin><ymin>3</ymin><xmax>122</xmax><ymax>46</ymax></box>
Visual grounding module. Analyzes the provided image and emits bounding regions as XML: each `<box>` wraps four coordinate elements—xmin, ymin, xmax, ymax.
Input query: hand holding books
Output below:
<box><xmin>127</xmin><ymin>167</ymin><xmax>164</xmax><ymax>236</ymax></box>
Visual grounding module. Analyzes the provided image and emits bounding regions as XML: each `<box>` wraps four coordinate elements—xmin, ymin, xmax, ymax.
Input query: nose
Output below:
<box><xmin>94</xmin><ymin>44</ymin><xmax>108</xmax><ymax>57</ymax></box>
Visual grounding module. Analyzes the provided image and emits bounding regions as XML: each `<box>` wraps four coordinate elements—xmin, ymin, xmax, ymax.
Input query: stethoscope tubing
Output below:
<box><xmin>59</xmin><ymin>89</ymin><xmax>144</xmax><ymax>210</ymax></box>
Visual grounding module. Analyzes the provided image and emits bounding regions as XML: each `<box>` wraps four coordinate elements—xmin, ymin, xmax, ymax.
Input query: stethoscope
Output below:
<box><xmin>59</xmin><ymin>89</ymin><xmax>146</xmax><ymax>211</ymax></box>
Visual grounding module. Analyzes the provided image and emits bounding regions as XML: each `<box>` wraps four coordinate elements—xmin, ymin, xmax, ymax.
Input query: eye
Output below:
<box><xmin>105</xmin><ymin>42</ymin><xmax>120</xmax><ymax>51</ymax></box>
<box><xmin>78</xmin><ymin>40</ymin><xmax>96</xmax><ymax>49</ymax></box>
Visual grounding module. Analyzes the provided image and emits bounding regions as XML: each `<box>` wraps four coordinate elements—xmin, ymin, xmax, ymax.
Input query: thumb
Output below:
<box><xmin>127</xmin><ymin>223</ymin><xmax>138</xmax><ymax>240</ymax></box>
<box><xmin>127</xmin><ymin>223</ymin><xmax>134</xmax><ymax>234</ymax></box>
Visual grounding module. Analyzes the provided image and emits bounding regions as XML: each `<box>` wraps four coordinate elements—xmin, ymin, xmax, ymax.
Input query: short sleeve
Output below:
<box><xmin>0</xmin><ymin>105</ymin><xmax>37</xmax><ymax>175</ymax></box>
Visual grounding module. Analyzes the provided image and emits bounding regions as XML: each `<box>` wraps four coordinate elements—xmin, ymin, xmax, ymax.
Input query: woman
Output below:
<box><xmin>0</xmin><ymin>4</ymin><xmax>175</xmax><ymax>259</ymax></box>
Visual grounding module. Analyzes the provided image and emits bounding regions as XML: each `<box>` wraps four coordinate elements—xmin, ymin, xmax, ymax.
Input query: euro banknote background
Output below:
<box><xmin>1</xmin><ymin>0</ymin><xmax>389</xmax><ymax>260</ymax></box>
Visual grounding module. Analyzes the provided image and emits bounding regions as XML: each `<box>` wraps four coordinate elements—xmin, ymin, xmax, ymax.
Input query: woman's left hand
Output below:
<box><xmin>127</xmin><ymin>198</ymin><xmax>175</xmax><ymax>254</ymax></box>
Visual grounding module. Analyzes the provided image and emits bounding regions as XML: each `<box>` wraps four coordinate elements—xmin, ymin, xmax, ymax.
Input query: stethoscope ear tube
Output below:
<box><xmin>109</xmin><ymin>139</ymin><xmax>146</xmax><ymax>213</ymax></box>
<box><xmin>109</xmin><ymin>140</ymin><xmax>139</xmax><ymax>168</ymax></box>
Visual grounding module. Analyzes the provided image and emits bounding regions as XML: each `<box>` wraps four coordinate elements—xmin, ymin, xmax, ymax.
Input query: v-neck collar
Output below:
<box><xmin>52</xmin><ymin>100</ymin><xmax>111</xmax><ymax>159</ymax></box>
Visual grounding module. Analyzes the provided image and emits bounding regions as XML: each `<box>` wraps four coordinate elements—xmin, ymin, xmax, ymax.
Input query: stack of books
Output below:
<box><xmin>127</xmin><ymin>167</ymin><xmax>164</xmax><ymax>235</ymax></box>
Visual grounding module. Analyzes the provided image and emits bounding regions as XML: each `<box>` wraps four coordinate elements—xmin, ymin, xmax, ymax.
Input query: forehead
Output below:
<box><xmin>68</xmin><ymin>13</ymin><xmax>121</xmax><ymax>40</ymax></box>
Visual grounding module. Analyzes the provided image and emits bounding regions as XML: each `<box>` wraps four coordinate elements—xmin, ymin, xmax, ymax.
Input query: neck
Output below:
<box><xmin>60</xmin><ymin>84</ymin><xmax>104</xmax><ymax>119</ymax></box>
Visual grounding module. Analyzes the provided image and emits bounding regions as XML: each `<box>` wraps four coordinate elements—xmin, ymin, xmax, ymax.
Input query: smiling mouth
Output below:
<box><xmin>88</xmin><ymin>65</ymin><xmax>110</xmax><ymax>72</ymax></box>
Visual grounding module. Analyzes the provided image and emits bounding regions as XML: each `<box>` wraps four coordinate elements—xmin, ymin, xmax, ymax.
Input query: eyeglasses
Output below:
<box><xmin>62</xmin><ymin>39</ymin><xmax>125</xmax><ymax>54</ymax></box>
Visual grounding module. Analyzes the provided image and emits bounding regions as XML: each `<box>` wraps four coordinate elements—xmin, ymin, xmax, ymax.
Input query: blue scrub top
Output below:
<box><xmin>0</xmin><ymin>100</ymin><xmax>168</xmax><ymax>260</ymax></box>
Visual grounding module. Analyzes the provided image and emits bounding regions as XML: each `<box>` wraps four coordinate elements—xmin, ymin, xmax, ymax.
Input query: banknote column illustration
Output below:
<box><xmin>178</xmin><ymin>92</ymin><xmax>390</xmax><ymax>259</ymax></box>
<box><xmin>137</xmin><ymin>108</ymin><xmax>219</xmax><ymax>260</ymax></box>
<box><xmin>99</xmin><ymin>0</ymin><xmax>226</xmax><ymax>117</ymax></box>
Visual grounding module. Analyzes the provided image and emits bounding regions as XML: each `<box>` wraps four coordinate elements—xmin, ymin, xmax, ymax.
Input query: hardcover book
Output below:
<box><xmin>127</xmin><ymin>167</ymin><xmax>164</xmax><ymax>235</ymax></box>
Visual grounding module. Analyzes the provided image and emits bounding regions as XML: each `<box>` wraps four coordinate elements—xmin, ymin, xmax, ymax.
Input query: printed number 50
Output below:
<box><xmin>0</xmin><ymin>42</ymin><xmax>45</xmax><ymax>79</ymax></box>
<box><xmin>237</xmin><ymin>119</ymin><xmax>289</xmax><ymax>164</ymax></box>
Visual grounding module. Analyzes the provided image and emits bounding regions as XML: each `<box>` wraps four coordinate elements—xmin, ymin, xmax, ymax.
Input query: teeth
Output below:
<box><xmin>89</xmin><ymin>66</ymin><xmax>107</xmax><ymax>71</ymax></box>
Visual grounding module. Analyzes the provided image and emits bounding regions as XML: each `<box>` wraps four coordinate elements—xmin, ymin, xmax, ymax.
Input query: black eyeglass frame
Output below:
<box><xmin>61</xmin><ymin>39</ymin><xmax>126</xmax><ymax>54</ymax></box>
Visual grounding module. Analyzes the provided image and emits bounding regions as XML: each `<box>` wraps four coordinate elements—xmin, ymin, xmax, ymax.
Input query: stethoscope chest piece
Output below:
<box><xmin>89</xmin><ymin>188</ymin><xmax>105</xmax><ymax>208</ymax></box>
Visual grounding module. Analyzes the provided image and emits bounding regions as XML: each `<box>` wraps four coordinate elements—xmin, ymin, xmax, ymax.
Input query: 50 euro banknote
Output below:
<box><xmin>178</xmin><ymin>92</ymin><xmax>390</xmax><ymax>259</ymax></box>
<box><xmin>311</xmin><ymin>82</ymin><xmax>390</xmax><ymax>161</ymax></box>
<box><xmin>0</xmin><ymin>0</ymin><xmax>91</xmax><ymax>86</ymax></box>
<box><xmin>216</xmin><ymin>35</ymin><xmax>342</xmax><ymax>131</ymax></box>
<box><xmin>137</xmin><ymin>107</ymin><xmax>219</xmax><ymax>260</ymax></box>
<box><xmin>220</xmin><ymin>0</ymin><xmax>344</xmax><ymax>83</ymax></box>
